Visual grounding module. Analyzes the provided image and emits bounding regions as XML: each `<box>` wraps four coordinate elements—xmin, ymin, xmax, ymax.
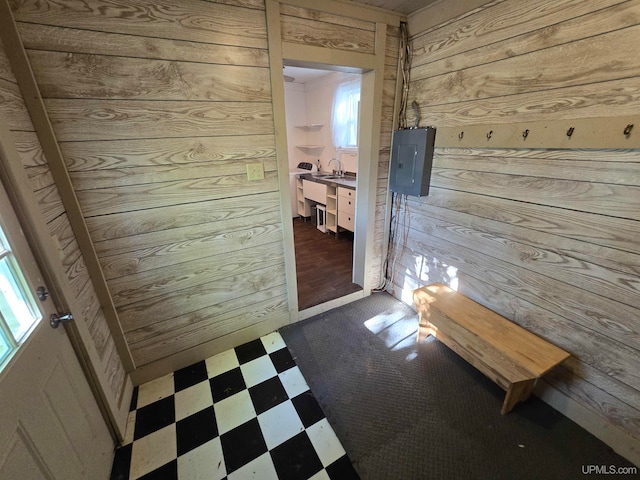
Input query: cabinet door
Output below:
<box><xmin>303</xmin><ymin>179</ymin><xmax>327</xmax><ymax>204</ymax></box>
<box><xmin>338</xmin><ymin>211</ymin><xmax>355</xmax><ymax>231</ymax></box>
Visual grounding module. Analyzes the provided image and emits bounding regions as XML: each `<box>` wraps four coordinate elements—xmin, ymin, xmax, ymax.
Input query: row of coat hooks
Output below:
<box><xmin>457</xmin><ymin>124</ymin><xmax>635</xmax><ymax>141</ymax></box>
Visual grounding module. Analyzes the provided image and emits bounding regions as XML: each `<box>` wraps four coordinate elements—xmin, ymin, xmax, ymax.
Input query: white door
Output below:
<box><xmin>0</xmin><ymin>180</ymin><xmax>114</xmax><ymax>479</ymax></box>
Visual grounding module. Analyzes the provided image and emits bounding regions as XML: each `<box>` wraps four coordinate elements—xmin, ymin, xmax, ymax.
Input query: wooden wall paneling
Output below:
<box><xmin>0</xmin><ymin>79</ymin><xmax>33</xmax><ymax>129</ymax></box>
<box><xmin>25</xmin><ymin>164</ymin><xmax>54</xmax><ymax>191</ymax></box>
<box><xmin>10</xmin><ymin>131</ymin><xmax>46</xmax><ymax>168</ymax></box>
<box><xmin>87</xmin><ymin>306</ymin><xmax>111</xmax><ymax>361</ymax></box>
<box><xmin>421</xmin><ymin>186</ymin><xmax>640</xmax><ymax>255</ymax></box>
<box><xmin>44</xmin><ymin>100</ymin><xmax>274</xmax><ymax>141</ymax></box>
<box><xmin>282</xmin><ymin>42</ymin><xmax>378</xmax><ymax>71</ymax></box>
<box><xmin>10</xmin><ymin>0</ymin><xmax>269</xmax><ymax>49</ymax></box>
<box><xmin>120</xmin><ymin>263</ymin><xmax>288</xmax><ymax>335</ymax></box>
<box><xmin>126</xmin><ymin>279</ymin><xmax>288</xmax><ymax>345</ymax></box>
<box><xmin>130</xmin><ymin>295</ymin><xmax>291</xmax><ymax>385</ymax></box>
<box><xmin>108</xmin><ymin>240</ymin><xmax>285</xmax><ymax>307</ymax></box>
<box><xmin>48</xmin><ymin>212</ymin><xmax>77</xmax><ymax>252</ymax></box>
<box><xmin>411</xmin><ymin>190</ymin><xmax>640</xmax><ymax>288</ymax></box>
<box><xmin>280</xmin><ymin>4</ymin><xmax>376</xmax><ymax>31</ymax></box>
<box><xmin>413</xmin><ymin>26</ymin><xmax>640</xmax><ymax>108</ymax></box>
<box><xmin>560</xmin><ymin>358</ymin><xmax>640</xmax><ymax>427</ymax></box>
<box><xmin>28</xmin><ymin>51</ymin><xmax>271</xmax><ymax>102</ymax></box>
<box><xmin>33</xmin><ymin>183</ymin><xmax>65</xmax><ymax>222</ymax></box>
<box><xmin>435</xmin><ymin>151</ymin><xmax>640</xmax><ymax>185</ymax></box>
<box><xmin>94</xmin><ymin>209</ymin><xmax>281</xmax><ymax>258</ymax></box>
<box><xmin>17</xmin><ymin>23</ymin><xmax>270</xmax><ymax>67</ymax></box>
<box><xmin>430</xmin><ymin>169</ymin><xmax>640</xmax><ymax>221</ymax></box>
<box><xmin>0</xmin><ymin>41</ymin><xmax>14</xmax><ymax>82</ymax></box>
<box><xmin>100</xmin><ymin>222</ymin><xmax>283</xmax><ymax>281</ymax></box>
<box><xmin>76</xmin><ymin>172</ymin><xmax>279</xmax><ymax>217</ymax></box>
<box><xmin>130</xmin><ymin>289</ymin><xmax>289</xmax><ymax>366</ymax></box>
<box><xmin>407</xmin><ymin>200</ymin><xmax>640</xmax><ymax>332</ymax></box>
<box><xmin>413</xmin><ymin>1</ymin><xmax>640</xmax><ymax>81</ymax></box>
<box><xmin>59</xmin><ymin>237</ymin><xmax>88</xmax><ymax>295</ymax></box>
<box><xmin>86</xmin><ymin>191</ymin><xmax>281</xmax><ymax>242</ymax></box>
<box><xmin>280</xmin><ymin>10</ymin><xmax>376</xmax><ymax>53</ymax></box>
<box><xmin>281</xmin><ymin>0</ymin><xmax>402</xmax><ymax>25</ymax></box>
<box><xmin>413</xmin><ymin>77</ymin><xmax>640</xmax><ymax>127</ymax></box>
<box><xmin>69</xmin><ymin>157</ymin><xmax>277</xmax><ymax>190</ymax></box>
<box><xmin>408</xmin><ymin>0</ymin><xmax>493</xmax><ymax>35</ymax></box>
<box><xmin>60</xmin><ymin>135</ymin><xmax>276</xmax><ymax>172</ymax></box>
<box><xmin>410</xmin><ymin>0</ymin><xmax>626</xmax><ymax>68</ymax></box>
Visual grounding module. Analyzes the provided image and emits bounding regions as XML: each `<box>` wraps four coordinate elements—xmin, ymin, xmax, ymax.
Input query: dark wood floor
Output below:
<box><xmin>293</xmin><ymin>217</ymin><xmax>362</xmax><ymax>310</ymax></box>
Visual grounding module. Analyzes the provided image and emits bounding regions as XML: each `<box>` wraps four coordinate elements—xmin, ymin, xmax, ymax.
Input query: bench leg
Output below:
<box><xmin>501</xmin><ymin>379</ymin><xmax>536</xmax><ymax>415</ymax></box>
<box><xmin>416</xmin><ymin>312</ymin><xmax>433</xmax><ymax>342</ymax></box>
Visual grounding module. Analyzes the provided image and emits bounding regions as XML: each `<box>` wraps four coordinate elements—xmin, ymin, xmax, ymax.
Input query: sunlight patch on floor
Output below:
<box><xmin>363</xmin><ymin>309</ymin><xmax>418</xmax><ymax>359</ymax></box>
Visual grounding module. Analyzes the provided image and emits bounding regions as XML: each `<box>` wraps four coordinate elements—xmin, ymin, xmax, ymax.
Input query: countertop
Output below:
<box><xmin>301</xmin><ymin>173</ymin><xmax>356</xmax><ymax>190</ymax></box>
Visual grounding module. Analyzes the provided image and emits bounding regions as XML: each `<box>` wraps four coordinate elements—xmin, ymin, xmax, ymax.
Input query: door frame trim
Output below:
<box><xmin>266</xmin><ymin>0</ymin><xmax>395</xmax><ymax>321</ymax></box>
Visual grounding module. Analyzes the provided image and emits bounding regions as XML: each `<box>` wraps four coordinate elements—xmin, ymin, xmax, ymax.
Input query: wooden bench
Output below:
<box><xmin>413</xmin><ymin>283</ymin><xmax>570</xmax><ymax>415</ymax></box>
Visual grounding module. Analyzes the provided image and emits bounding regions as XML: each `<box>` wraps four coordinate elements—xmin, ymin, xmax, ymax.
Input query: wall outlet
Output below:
<box><xmin>246</xmin><ymin>163</ymin><xmax>265</xmax><ymax>181</ymax></box>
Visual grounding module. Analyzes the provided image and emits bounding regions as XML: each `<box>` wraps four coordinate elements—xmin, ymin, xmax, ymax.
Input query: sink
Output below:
<box><xmin>313</xmin><ymin>174</ymin><xmax>347</xmax><ymax>180</ymax></box>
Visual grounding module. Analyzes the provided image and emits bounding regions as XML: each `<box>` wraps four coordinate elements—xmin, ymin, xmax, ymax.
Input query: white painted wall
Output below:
<box><xmin>284</xmin><ymin>82</ymin><xmax>308</xmax><ymax>171</ymax></box>
<box><xmin>284</xmin><ymin>71</ymin><xmax>361</xmax><ymax>174</ymax></box>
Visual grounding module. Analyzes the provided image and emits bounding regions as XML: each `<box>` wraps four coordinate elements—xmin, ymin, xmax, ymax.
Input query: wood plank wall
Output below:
<box><xmin>9</xmin><ymin>0</ymin><xmax>400</xmax><ymax>378</ymax></box>
<box><xmin>402</xmin><ymin>0</ymin><xmax>640</xmax><ymax>452</ymax></box>
<box><xmin>9</xmin><ymin>0</ymin><xmax>288</xmax><ymax>369</ymax></box>
<box><xmin>0</xmin><ymin>36</ymin><xmax>127</xmax><ymax>401</ymax></box>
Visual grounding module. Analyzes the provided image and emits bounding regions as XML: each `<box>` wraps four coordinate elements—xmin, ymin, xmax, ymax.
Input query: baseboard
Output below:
<box><xmin>130</xmin><ymin>314</ymin><xmax>291</xmax><ymax>385</ymax></box>
<box><xmin>535</xmin><ymin>380</ymin><xmax>640</xmax><ymax>467</ymax></box>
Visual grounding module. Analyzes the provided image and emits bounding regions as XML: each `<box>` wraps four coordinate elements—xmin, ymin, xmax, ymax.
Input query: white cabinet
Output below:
<box><xmin>325</xmin><ymin>185</ymin><xmax>338</xmax><ymax>233</ymax></box>
<box><xmin>296</xmin><ymin>176</ymin><xmax>311</xmax><ymax>217</ymax></box>
<box><xmin>338</xmin><ymin>186</ymin><xmax>355</xmax><ymax>232</ymax></box>
<box><xmin>303</xmin><ymin>179</ymin><xmax>327</xmax><ymax>205</ymax></box>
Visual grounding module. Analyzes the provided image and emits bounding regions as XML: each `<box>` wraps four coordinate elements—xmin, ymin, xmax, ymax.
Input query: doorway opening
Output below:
<box><xmin>283</xmin><ymin>65</ymin><xmax>363</xmax><ymax>310</ymax></box>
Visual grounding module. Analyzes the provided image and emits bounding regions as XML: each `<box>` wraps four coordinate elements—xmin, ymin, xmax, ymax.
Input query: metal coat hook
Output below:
<box><xmin>567</xmin><ymin>127</ymin><xmax>575</xmax><ymax>138</ymax></box>
<box><xmin>486</xmin><ymin>130</ymin><xmax>493</xmax><ymax>140</ymax></box>
<box><xmin>458</xmin><ymin>131</ymin><xmax>464</xmax><ymax>140</ymax></box>
<box><xmin>522</xmin><ymin>129</ymin><xmax>529</xmax><ymax>140</ymax></box>
<box><xmin>624</xmin><ymin>124</ymin><xmax>634</xmax><ymax>136</ymax></box>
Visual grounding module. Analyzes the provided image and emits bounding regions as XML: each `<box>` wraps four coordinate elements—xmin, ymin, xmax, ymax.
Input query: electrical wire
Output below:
<box><xmin>398</xmin><ymin>22</ymin><xmax>412</xmax><ymax>130</ymax></box>
<box><xmin>374</xmin><ymin>22</ymin><xmax>413</xmax><ymax>293</ymax></box>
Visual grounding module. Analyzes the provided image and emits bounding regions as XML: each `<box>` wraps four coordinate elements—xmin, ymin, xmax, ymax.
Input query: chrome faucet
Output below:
<box><xmin>329</xmin><ymin>157</ymin><xmax>344</xmax><ymax>177</ymax></box>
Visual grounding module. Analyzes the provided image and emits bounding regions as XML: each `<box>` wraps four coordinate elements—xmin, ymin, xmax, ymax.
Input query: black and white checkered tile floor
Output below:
<box><xmin>110</xmin><ymin>332</ymin><xmax>359</xmax><ymax>480</ymax></box>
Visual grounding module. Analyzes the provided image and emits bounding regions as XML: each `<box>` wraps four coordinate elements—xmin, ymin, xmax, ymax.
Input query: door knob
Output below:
<box><xmin>50</xmin><ymin>313</ymin><xmax>73</xmax><ymax>329</ymax></box>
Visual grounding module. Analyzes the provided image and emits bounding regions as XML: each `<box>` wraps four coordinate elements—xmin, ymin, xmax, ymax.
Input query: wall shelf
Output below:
<box><xmin>296</xmin><ymin>145</ymin><xmax>325</xmax><ymax>150</ymax></box>
<box><xmin>296</xmin><ymin>124</ymin><xmax>324</xmax><ymax>130</ymax></box>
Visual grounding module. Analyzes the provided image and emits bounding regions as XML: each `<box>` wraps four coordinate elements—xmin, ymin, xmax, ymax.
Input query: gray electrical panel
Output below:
<box><xmin>389</xmin><ymin>127</ymin><xmax>436</xmax><ymax>197</ymax></box>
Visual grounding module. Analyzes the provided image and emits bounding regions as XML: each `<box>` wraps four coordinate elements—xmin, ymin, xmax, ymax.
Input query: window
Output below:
<box><xmin>0</xmin><ymin>223</ymin><xmax>40</xmax><ymax>368</ymax></box>
<box><xmin>331</xmin><ymin>76</ymin><xmax>361</xmax><ymax>150</ymax></box>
